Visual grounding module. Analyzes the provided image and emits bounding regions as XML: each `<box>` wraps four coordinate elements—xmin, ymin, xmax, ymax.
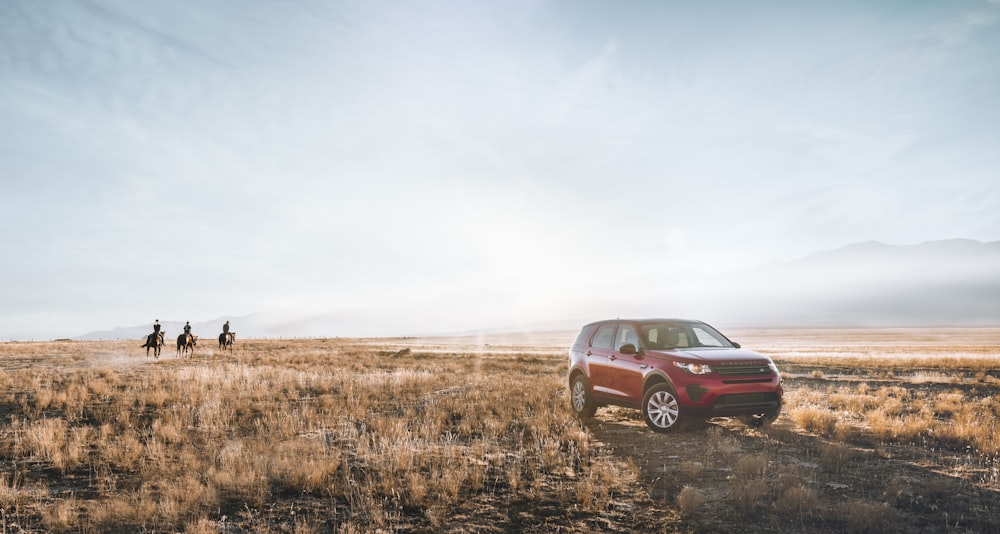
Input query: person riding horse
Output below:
<box><xmin>178</xmin><ymin>322</ymin><xmax>197</xmax><ymax>357</ymax></box>
<box><xmin>219</xmin><ymin>321</ymin><xmax>235</xmax><ymax>352</ymax></box>
<box><xmin>149</xmin><ymin>320</ymin><xmax>165</xmax><ymax>346</ymax></box>
<box><xmin>143</xmin><ymin>320</ymin><xmax>166</xmax><ymax>358</ymax></box>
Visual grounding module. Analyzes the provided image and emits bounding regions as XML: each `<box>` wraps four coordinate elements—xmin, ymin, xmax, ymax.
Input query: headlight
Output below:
<box><xmin>768</xmin><ymin>362</ymin><xmax>781</xmax><ymax>377</ymax></box>
<box><xmin>674</xmin><ymin>361</ymin><xmax>712</xmax><ymax>375</ymax></box>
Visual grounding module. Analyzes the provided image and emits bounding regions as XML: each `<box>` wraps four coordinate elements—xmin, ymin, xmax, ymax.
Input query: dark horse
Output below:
<box><xmin>177</xmin><ymin>333</ymin><xmax>197</xmax><ymax>358</ymax></box>
<box><xmin>219</xmin><ymin>331</ymin><xmax>236</xmax><ymax>352</ymax></box>
<box><xmin>142</xmin><ymin>331</ymin><xmax>165</xmax><ymax>359</ymax></box>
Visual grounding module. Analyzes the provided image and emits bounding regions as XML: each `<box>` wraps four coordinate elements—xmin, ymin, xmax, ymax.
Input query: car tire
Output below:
<box><xmin>570</xmin><ymin>374</ymin><xmax>597</xmax><ymax>419</ymax></box>
<box><xmin>642</xmin><ymin>383</ymin><xmax>683</xmax><ymax>433</ymax></box>
<box><xmin>738</xmin><ymin>409</ymin><xmax>780</xmax><ymax>428</ymax></box>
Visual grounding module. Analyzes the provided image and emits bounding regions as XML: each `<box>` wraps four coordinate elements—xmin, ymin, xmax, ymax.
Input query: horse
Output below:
<box><xmin>219</xmin><ymin>331</ymin><xmax>236</xmax><ymax>352</ymax></box>
<box><xmin>142</xmin><ymin>331</ymin><xmax>165</xmax><ymax>359</ymax></box>
<box><xmin>177</xmin><ymin>333</ymin><xmax>197</xmax><ymax>358</ymax></box>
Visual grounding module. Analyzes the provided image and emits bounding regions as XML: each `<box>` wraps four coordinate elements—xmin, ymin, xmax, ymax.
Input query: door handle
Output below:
<box><xmin>609</xmin><ymin>354</ymin><xmax>617</xmax><ymax>361</ymax></box>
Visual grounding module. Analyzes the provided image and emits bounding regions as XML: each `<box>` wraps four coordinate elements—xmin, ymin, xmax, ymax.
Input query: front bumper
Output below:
<box><xmin>675</xmin><ymin>374</ymin><xmax>783</xmax><ymax>417</ymax></box>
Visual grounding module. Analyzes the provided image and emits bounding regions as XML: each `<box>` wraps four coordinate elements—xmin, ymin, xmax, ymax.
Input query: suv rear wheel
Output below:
<box><xmin>570</xmin><ymin>374</ymin><xmax>597</xmax><ymax>419</ymax></box>
<box><xmin>642</xmin><ymin>383</ymin><xmax>682</xmax><ymax>432</ymax></box>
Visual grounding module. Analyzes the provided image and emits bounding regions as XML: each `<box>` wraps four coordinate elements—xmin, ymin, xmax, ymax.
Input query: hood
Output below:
<box><xmin>647</xmin><ymin>347</ymin><xmax>770</xmax><ymax>363</ymax></box>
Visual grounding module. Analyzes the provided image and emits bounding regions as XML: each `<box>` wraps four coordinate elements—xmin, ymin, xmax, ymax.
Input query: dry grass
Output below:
<box><xmin>839</xmin><ymin>499</ymin><xmax>901</xmax><ymax>533</ymax></box>
<box><xmin>775</xmin><ymin>484</ymin><xmax>818</xmax><ymax>517</ymax></box>
<box><xmin>733</xmin><ymin>454</ymin><xmax>769</xmax><ymax>513</ymax></box>
<box><xmin>0</xmin><ymin>338</ymin><xmax>646</xmax><ymax>532</ymax></box>
<box><xmin>1</xmin><ymin>328</ymin><xmax>998</xmax><ymax>532</ymax></box>
<box><xmin>818</xmin><ymin>443</ymin><xmax>855</xmax><ymax>473</ymax></box>
<box><xmin>785</xmin><ymin>378</ymin><xmax>1000</xmax><ymax>455</ymax></box>
<box><xmin>676</xmin><ymin>485</ymin><xmax>705</xmax><ymax>518</ymax></box>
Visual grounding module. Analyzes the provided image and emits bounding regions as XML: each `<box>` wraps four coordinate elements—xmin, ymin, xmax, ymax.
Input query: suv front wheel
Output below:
<box><xmin>642</xmin><ymin>383</ymin><xmax>682</xmax><ymax>432</ymax></box>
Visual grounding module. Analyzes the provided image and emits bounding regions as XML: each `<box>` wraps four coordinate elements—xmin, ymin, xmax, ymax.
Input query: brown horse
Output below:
<box><xmin>177</xmin><ymin>333</ymin><xmax>197</xmax><ymax>358</ymax></box>
<box><xmin>142</xmin><ymin>331</ymin><xmax>165</xmax><ymax>359</ymax></box>
<box><xmin>218</xmin><ymin>331</ymin><xmax>236</xmax><ymax>352</ymax></box>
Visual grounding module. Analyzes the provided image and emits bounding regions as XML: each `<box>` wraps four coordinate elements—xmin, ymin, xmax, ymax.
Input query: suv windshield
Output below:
<box><xmin>640</xmin><ymin>323</ymin><xmax>734</xmax><ymax>350</ymax></box>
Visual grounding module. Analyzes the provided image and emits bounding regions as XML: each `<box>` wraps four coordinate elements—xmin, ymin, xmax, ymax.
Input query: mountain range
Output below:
<box><xmin>75</xmin><ymin>239</ymin><xmax>1000</xmax><ymax>340</ymax></box>
<box><xmin>636</xmin><ymin>238</ymin><xmax>1000</xmax><ymax>327</ymax></box>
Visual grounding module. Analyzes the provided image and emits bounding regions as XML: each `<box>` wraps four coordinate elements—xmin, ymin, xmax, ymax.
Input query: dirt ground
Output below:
<box><xmin>584</xmin><ymin>408</ymin><xmax>997</xmax><ymax>533</ymax></box>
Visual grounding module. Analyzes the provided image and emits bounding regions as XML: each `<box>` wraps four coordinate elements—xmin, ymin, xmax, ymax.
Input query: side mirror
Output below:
<box><xmin>619</xmin><ymin>343</ymin><xmax>638</xmax><ymax>355</ymax></box>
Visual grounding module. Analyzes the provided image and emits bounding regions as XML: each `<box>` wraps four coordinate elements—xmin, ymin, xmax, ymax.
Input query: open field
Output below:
<box><xmin>0</xmin><ymin>328</ymin><xmax>998</xmax><ymax>532</ymax></box>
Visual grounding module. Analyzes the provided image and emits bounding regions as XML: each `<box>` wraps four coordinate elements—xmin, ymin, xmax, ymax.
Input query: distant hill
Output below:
<box><xmin>75</xmin><ymin>239</ymin><xmax>1000</xmax><ymax>339</ymax></box>
<box><xmin>623</xmin><ymin>239</ymin><xmax>1000</xmax><ymax>327</ymax></box>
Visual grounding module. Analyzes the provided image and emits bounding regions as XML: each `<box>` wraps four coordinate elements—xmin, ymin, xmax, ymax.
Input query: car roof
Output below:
<box><xmin>583</xmin><ymin>318</ymin><xmax>704</xmax><ymax>328</ymax></box>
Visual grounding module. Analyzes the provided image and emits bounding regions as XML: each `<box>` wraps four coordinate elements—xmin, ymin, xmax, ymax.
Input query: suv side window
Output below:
<box><xmin>591</xmin><ymin>324</ymin><xmax>616</xmax><ymax>350</ymax></box>
<box><xmin>615</xmin><ymin>325</ymin><xmax>640</xmax><ymax>351</ymax></box>
<box><xmin>643</xmin><ymin>327</ymin><xmax>665</xmax><ymax>349</ymax></box>
<box><xmin>573</xmin><ymin>325</ymin><xmax>596</xmax><ymax>350</ymax></box>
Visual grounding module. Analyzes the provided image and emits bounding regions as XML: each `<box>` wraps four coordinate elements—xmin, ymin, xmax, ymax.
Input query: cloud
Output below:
<box><xmin>874</xmin><ymin>1</ymin><xmax>1000</xmax><ymax>82</ymax></box>
<box><xmin>780</xmin><ymin>122</ymin><xmax>921</xmax><ymax>175</ymax></box>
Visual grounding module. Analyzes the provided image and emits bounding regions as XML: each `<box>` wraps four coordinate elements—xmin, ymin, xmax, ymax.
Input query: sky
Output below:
<box><xmin>2</xmin><ymin>0</ymin><xmax>999</xmax><ymax>339</ymax></box>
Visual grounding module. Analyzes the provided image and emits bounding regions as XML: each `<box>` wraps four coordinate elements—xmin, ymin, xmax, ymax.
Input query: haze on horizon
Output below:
<box><xmin>2</xmin><ymin>1</ymin><xmax>999</xmax><ymax>340</ymax></box>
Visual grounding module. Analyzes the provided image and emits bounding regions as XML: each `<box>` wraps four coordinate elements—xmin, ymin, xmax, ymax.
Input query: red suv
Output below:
<box><xmin>568</xmin><ymin>319</ymin><xmax>782</xmax><ymax>432</ymax></box>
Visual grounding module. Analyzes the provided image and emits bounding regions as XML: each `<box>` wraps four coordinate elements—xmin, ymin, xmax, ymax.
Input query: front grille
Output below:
<box><xmin>716</xmin><ymin>365</ymin><xmax>772</xmax><ymax>376</ymax></box>
<box><xmin>716</xmin><ymin>392</ymin><xmax>779</xmax><ymax>405</ymax></box>
<box><xmin>710</xmin><ymin>391</ymin><xmax>781</xmax><ymax>416</ymax></box>
<box><xmin>722</xmin><ymin>378</ymin><xmax>773</xmax><ymax>384</ymax></box>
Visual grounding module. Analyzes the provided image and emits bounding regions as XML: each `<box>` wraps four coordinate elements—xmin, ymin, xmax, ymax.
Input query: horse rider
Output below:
<box><xmin>149</xmin><ymin>319</ymin><xmax>163</xmax><ymax>346</ymax></box>
<box><xmin>184</xmin><ymin>321</ymin><xmax>192</xmax><ymax>337</ymax></box>
<box><xmin>223</xmin><ymin>320</ymin><xmax>230</xmax><ymax>335</ymax></box>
